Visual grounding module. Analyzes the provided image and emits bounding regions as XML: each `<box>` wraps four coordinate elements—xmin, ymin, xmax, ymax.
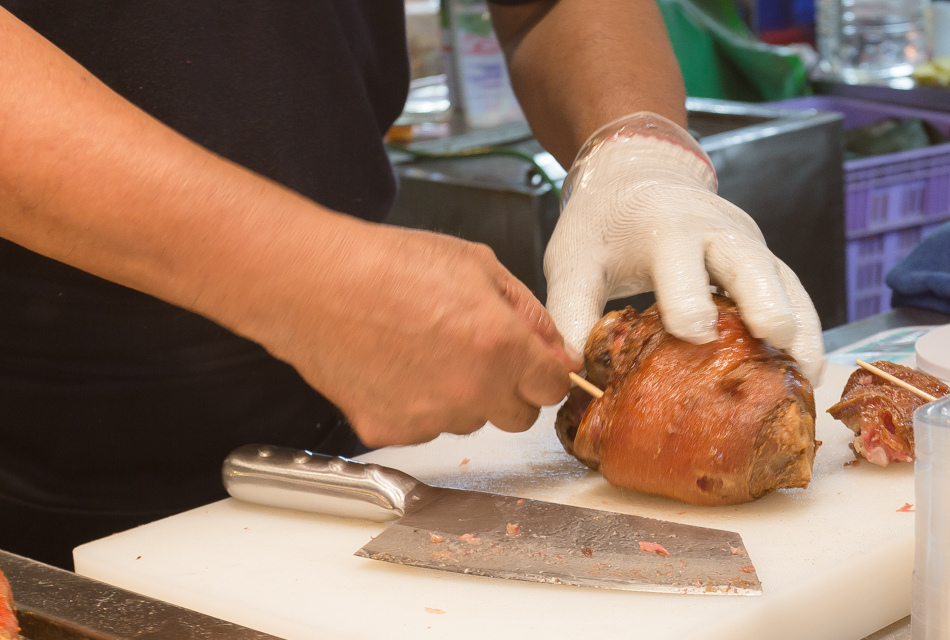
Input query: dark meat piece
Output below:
<box><xmin>555</xmin><ymin>295</ymin><xmax>817</xmax><ymax>506</ymax></box>
<box><xmin>0</xmin><ymin>569</ymin><xmax>17</xmax><ymax>640</ymax></box>
<box><xmin>827</xmin><ymin>361</ymin><xmax>949</xmax><ymax>466</ymax></box>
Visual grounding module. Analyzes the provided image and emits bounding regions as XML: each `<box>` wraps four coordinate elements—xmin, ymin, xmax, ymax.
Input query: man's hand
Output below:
<box><xmin>258</xmin><ymin>219</ymin><xmax>579</xmax><ymax>448</ymax></box>
<box><xmin>0</xmin><ymin>7</ymin><xmax>579</xmax><ymax>449</ymax></box>
<box><xmin>544</xmin><ymin>113</ymin><xmax>825</xmax><ymax>382</ymax></box>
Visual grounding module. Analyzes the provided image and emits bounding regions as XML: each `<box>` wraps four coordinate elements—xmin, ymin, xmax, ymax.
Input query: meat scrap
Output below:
<box><xmin>828</xmin><ymin>361</ymin><xmax>949</xmax><ymax>466</ymax></box>
<box><xmin>638</xmin><ymin>541</ymin><xmax>670</xmax><ymax>558</ymax></box>
<box><xmin>555</xmin><ymin>295</ymin><xmax>817</xmax><ymax>506</ymax></box>
<box><xmin>0</xmin><ymin>569</ymin><xmax>18</xmax><ymax>640</ymax></box>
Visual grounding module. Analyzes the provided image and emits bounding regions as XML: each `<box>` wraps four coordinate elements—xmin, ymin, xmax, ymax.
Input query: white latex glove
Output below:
<box><xmin>544</xmin><ymin>112</ymin><xmax>825</xmax><ymax>383</ymax></box>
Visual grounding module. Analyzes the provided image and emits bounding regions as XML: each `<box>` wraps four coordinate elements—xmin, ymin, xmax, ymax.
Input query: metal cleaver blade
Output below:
<box><xmin>223</xmin><ymin>444</ymin><xmax>761</xmax><ymax>596</ymax></box>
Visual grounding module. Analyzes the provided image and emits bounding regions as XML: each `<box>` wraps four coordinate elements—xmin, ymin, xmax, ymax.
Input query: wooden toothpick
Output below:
<box><xmin>855</xmin><ymin>359</ymin><xmax>937</xmax><ymax>402</ymax></box>
<box><xmin>569</xmin><ymin>372</ymin><xmax>604</xmax><ymax>399</ymax></box>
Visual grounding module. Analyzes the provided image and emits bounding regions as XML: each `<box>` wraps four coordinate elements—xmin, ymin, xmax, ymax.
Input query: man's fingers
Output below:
<box><xmin>543</xmin><ymin>259</ymin><xmax>608</xmax><ymax>354</ymax></box>
<box><xmin>707</xmin><ymin>238</ymin><xmax>825</xmax><ymax>383</ymax></box>
<box><xmin>515</xmin><ymin>330</ymin><xmax>573</xmax><ymax>407</ymax></box>
<box><xmin>774</xmin><ymin>261</ymin><xmax>826</xmax><ymax>384</ymax></box>
<box><xmin>650</xmin><ymin>241</ymin><xmax>719</xmax><ymax>344</ymax></box>
<box><xmin>495</xmin><ymin>268</ymin><xmax>582</xmax><ymax>369</ymax></box>
<box><xmin>487</xmin><ymin>311</ymin><xmax>571</xmax><ymax>432</ymax></box>
<box><xmin>488</xmin><ymin>397</ymin><xmax>542</xmax><ymax>434</ymax></box>
<box><xmin>705</xmin><ymin>237</ymin><xmax>796</xmax><ymax>349</ymax></box>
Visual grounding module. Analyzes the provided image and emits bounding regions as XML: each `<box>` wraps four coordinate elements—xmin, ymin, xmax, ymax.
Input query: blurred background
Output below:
<box><xmin>390</xmin><ymin>0</ymin><xmax>950</xmax><ymax>331</ymax></box>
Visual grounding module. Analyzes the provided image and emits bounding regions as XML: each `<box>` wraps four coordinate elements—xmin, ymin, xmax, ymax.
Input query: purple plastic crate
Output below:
<box><xmin>769</xmin><ymin>96</ymin><xmax>950</xmax><ymax>321</ymax></box>
<box><xmin>843</xmin><ymin>223</ymin><xmax>941</xmax><ymax>321</ymax></box>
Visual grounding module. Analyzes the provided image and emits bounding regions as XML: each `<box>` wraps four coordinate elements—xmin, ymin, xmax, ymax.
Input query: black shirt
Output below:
<box><xmin>0</xmin><ymin>1</ymin><xmax>409</xmax><ymax>566</ymax></box>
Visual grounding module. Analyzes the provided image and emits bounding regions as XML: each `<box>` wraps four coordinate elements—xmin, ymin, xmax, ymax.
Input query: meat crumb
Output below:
<box><xmin>430</xmin><ymin>533</ymin><xmax>444</xmax><ymax>543</ymax></box>
<box><xmin>516</xmin><ymin>499</ymin><xmax>524</xmax><ymax>505</ymax></box>
<box><xmin>638</xmin><ymin>541</ymin><xmax>670</xmax><ymax>557</ymax></box>
<box><xmin>459</xmin><ymin>533</ymin><xmax>481</xmax><ymax>545</ymax></box>
<box><xmin>739</xmin><ymin>565</ymin><xmax>755</xmax><ymax>574</ymax></box>
<box><xmin>506</xmin><ymin>523</ymin><xmax>520</xmax><ymax>536</ymax></box>
<box><xmin>581</xmin><ymin>546</ymin><xmax>594</xmax><ymax>558</ymax></box>
<box><xmin>459</xmin><ymin>458</ymin><xmax>470</xmax><ymax>467</ymax></box>
<box><xmin>425</xmin><ymin>607</ymin><xmax>445</xmax><ymax>615</ymax></box>
<box><xmin>897</xmin><ymin>503</ymin><xmax>915</xmax><ymax>513</ymax></box>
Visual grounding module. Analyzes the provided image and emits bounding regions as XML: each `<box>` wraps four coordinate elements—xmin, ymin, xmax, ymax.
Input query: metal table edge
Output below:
<box><xmin>1</xmin><ymin>549</ymin><xmax>283</xmax><ymax>640</ymax></box>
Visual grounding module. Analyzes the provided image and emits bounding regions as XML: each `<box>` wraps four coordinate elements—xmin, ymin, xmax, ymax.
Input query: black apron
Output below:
<box><xmin>0</xmin><ymin>1</ymin><xmax>409</xmax><ymax>568</ymax></box>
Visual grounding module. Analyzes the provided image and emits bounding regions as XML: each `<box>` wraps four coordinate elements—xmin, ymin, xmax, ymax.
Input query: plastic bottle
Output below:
<box><xmin>934</xmin><ymin>0</ymin><xmax>950</xmax><ymax>57</ymax></box>
<box><xmin>441</xmin><ymin>0</ymin><xmax>523</xmax><ymax>130</ymax></box>
<box><xmin>816</xmin><ymin>0</ymin><xmax>932</xmax><ymax>82</ymax></box>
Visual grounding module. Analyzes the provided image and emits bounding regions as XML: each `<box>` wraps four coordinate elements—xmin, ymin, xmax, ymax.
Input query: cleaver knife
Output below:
<box><xmin>222</xmin><ymin>444</ymin><xmax>761</xmax><ymax>595</ymax></box>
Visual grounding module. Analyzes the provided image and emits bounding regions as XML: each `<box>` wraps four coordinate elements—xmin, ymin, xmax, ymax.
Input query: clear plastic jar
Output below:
<box><xmin>912</xmin><ymin>396</ymin><xmax>950</xmax><ymax>639</ymax></box>
<box><xmin>817</xmin><ymin>0</ymin><xmax>932</xmax><ymax>82</ymax></box>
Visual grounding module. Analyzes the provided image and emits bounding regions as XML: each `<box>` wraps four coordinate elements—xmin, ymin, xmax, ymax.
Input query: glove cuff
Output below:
<box><xmin>561</xmin><ymin>112</ymin><xmax>717</xmax><ymax>210</ymax></box>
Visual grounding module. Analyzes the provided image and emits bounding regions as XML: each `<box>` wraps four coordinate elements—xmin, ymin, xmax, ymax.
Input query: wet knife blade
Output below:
<box><xmin>222</xmin><ymin>444</ymin><xmax>761</xmax><ymax>595</ymax></box>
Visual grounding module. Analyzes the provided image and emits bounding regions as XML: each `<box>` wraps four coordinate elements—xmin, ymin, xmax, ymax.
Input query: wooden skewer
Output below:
<box><xmin>569</xmin><ymin>372</ymin><xmax>604</xmax><ymax>399</ymax></box>
<box><xmin>855</xmin><ymin>359</ymin><xmax>937</xmax><ymax>402</ymax></box>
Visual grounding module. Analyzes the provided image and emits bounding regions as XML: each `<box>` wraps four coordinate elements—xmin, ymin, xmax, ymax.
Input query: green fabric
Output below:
<box><xmin>658</xmin><ymin>0</ymin><xmax>810</xmax><ymax>101</ymax></box>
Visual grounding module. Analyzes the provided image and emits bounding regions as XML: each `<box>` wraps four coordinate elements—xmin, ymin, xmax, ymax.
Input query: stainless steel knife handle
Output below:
<box><xmin>222</xmin><ymin>444</ymin><xmax>422</xmax><ymax>522</ymax></box>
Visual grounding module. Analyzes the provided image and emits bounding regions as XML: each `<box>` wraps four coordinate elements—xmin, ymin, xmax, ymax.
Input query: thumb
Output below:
<box><xmin>544</xmin><ymin>260</ymin><xmax>608</xmax><ymax>354</ymax></box>
<box><xmin>495</xmin><ymin>269</ymin><xmax>583</xmax><ymax>369</ymax></box>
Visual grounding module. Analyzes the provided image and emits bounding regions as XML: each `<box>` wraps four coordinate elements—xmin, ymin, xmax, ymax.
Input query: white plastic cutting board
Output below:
<box><xmin>74</xmin><ymin>363</ymin><xmax>915</xmax><ymax>640</ymax></box>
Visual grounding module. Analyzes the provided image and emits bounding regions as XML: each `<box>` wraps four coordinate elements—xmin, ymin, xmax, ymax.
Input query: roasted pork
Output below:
<box><xmin>555</xmin><ymin>295</ymin><xmax>817</xmax><ymax>506</ymax></box>
<box><xmin>828</xmin><ymin>361</ymin><xmax>949</xmax><ymax>466</ymax></box>
<box><xmin>0</xmin><ymin>568</ymin><xmax>16</xmax><ymax>640</ymax></box>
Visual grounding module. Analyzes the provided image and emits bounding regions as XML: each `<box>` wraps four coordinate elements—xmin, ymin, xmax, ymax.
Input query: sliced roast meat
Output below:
<box><xmin>827</xmin><ymin>360</ymin><xmax>949</xmax><ymax>466</ymax></box>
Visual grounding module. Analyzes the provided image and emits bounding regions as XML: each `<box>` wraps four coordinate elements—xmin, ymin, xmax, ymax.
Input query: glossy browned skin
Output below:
<box><xmin>827</xmin><ymin>361</ymin><xmax>949</xmax><ymax>464</ymax></box>
<box><xmin>0</xmin><ymin>569</ymin><xmax>17</xmax><ymax>640</ymax></box>
<box><xmin>556</xmin><ymin>295</ymin><xmax>817</xmax><ymax>506</ymax></box>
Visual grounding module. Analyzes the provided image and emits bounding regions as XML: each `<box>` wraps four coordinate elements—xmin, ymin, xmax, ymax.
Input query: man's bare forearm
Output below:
<box><xmin>0</xmin><ymin>7</ymin><xmax>352</xmax><ymax>352</ymax></box>
<box><xmin>489</xmin><ymin>0</ymin><xmax>687</xmax><ymax>168</ymax></box>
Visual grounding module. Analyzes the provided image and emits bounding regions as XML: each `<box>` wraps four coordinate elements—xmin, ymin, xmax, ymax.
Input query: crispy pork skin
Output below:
<box><xmin>556</xmin><ymin>295</ymin><xmax>817</xmax><ymax>506</ymax></box>
<box><xmin>0</xmin><ymin>569</ymin><xmax>17</xmax><ymax>640</ymax></box>
<box><xmin>827</xmin><ymin>361</ymin><xmax>949</xmax><ymax>466</ymax></box>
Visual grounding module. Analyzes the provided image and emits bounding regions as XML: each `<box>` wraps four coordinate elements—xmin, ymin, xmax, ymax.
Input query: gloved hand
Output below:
<box><xmin>544</xmin><ymin>112</ymin><xmax>824</xmax><ymax>382</ymax></box>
